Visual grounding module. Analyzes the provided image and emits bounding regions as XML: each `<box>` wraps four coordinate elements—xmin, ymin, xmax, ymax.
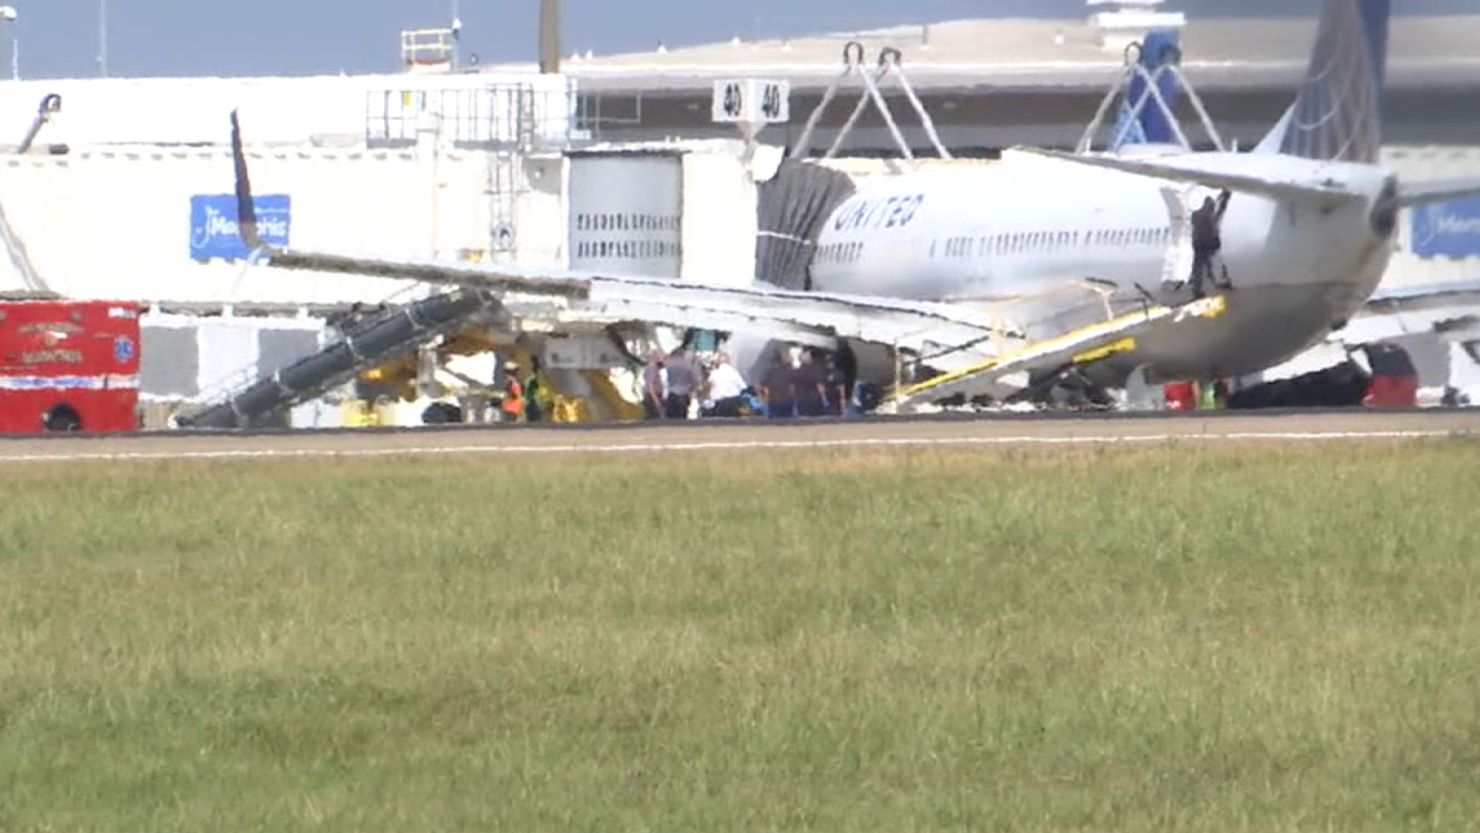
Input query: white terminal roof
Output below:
<box><xmin>529</xmin><ymin>14</ymin><xmax>1480</xmax><ymax>93</ymax></box>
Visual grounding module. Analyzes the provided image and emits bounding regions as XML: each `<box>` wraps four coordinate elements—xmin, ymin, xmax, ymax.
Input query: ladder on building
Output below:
<box><xmin>489</xmin><ymin>150</ymin><xmax>520</xmax><ymax>257</ymax></box>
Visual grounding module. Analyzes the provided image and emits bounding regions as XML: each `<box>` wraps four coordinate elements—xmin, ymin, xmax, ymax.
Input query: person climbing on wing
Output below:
<box><xmin>1189</xmin><ymin>189</ymin><xmax>1233</xmax><ymax>297</ymax></box>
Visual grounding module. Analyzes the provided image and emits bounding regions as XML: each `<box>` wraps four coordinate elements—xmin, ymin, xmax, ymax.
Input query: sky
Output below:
<box><xmin>2</xmin><ymin>0</ymin><xmax>1472</xmax><ymax>80</ymax></box>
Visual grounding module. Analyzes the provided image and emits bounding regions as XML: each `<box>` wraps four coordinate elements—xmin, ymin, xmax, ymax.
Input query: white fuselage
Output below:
<box><xmin>809</xmin><ymin>152</ymin><xmax>1396</xmax><ymax>380</ymax></box>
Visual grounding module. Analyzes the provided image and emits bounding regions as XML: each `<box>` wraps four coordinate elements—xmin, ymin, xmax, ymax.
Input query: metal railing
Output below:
<box><xmin>365</xmin><ymin>82</ymin><xmax>578</xmax><ymax>150</ymax></box>
<box><xmin>401</xmin><ymin>29</ymin><xmax>456</xmax><ymax>72</ymax></box>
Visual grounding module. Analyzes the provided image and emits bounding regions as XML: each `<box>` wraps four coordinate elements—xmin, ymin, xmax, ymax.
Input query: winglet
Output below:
<box><xmin>230</xmin><ymin>110</ymin><xmax>262</xmax><ymax>250</ymax></box>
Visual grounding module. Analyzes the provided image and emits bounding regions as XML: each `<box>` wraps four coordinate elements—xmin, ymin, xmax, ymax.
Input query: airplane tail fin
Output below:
<box><xmin>1266</xmin><ymin>0</ymin><xmax>1391</xmax><ymax>163</ymax></box>
<box><xmin>230</xmin><ymin>110</ymin><xmax>262</xmax><ymax>250</ymax></box>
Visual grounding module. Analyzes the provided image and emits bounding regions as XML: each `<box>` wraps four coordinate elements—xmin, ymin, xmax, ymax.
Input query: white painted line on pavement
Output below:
<box><xmin>0</xmin><ymin>429</ymin><xmax>1469</xmax><ymax>464</ymax></box>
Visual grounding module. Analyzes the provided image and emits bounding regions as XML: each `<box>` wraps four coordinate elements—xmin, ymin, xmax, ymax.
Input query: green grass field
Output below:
<box><xmin>2</xmin><ymin>441</ymin><xmax>1479</xmax><ymax>832</ymax></box>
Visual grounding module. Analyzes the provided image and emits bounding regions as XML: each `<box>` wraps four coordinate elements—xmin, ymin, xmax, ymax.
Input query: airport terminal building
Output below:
<box><xmin>0</xmin><ymin>3</ymin><xmax>1476</xmax><ymax>423</ymax></box>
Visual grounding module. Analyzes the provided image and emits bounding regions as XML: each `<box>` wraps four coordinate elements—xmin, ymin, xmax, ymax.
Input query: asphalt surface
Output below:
<box><xmin>0</xmin><ymin>409</ymin><xmax>1476</xmax><ymax>463</ymax></box>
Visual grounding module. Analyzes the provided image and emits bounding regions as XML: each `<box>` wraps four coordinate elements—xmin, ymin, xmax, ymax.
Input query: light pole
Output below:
<box><xmin>98</xmin><ymin>0</ymin><xmax>108</xmax><ymax>77</ymax></box>
<box><xmin>539</xmin><ymin>0</ymin><xmax>560</xmax><ymax>74</ymax></box>
<box><xmin>449</xmin><ymin>0</ymin><xmax>463</xmax><ymax>71</ymax></box>
<box><xmin>0</xmin><ymin>6</ymin><xmax>16</xmax><ymax>80</ymax></box>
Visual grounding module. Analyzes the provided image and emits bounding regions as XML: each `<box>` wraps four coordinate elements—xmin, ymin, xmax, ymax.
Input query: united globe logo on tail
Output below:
<box><xmin>1279</xmin><ymin>0</ymin><xmax>1392</xmax><ymax>164</ymax></box>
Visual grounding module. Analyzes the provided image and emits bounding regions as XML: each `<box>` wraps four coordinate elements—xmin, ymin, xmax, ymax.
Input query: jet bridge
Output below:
<box><xmin>175</xmin><ymin>288</ymin><xmax>501</xmax><ymax>430</ymax></box>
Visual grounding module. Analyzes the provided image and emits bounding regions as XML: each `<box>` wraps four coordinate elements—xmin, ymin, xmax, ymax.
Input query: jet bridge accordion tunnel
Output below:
<box><xmin>176</xmin><ymin>289</ymin><xmax>499</xmax><ymax>431</ymax></box>
<box><xmin>755</xmin><ymin>161</ymin><xmax>857</xmax><ymax>290</ymax></box>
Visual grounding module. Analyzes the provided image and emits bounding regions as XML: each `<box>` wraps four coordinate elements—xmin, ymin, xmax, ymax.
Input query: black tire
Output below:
<box><xmin>420</xmin><ymin>402</ymin><xmax>464</xmax><ymax>425</ymax></box>
<box><xmin>43</xmin><ymin>404</ymin><xmax>83</xmax><ymax>433</ymax></box>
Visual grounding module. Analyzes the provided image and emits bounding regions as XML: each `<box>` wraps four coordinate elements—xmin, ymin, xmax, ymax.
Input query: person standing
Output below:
<box><xmin>641</xmin><ymin>350</ymin><xmax>666</xmax><ymax>420</ymax></box>
<box><xmin>762</xmin><ymin>352</ymin><xmax>796</xmax><ymax>419</ymax></box>
<box><xmin>1189</xmin><ymin>190</ymin><xmax>1232</xmax><ymax>297</ymax></box>
<box><xmin>663</xmin><ymin>346</ymin><xmax>699</xmax><ymax>420</ymax></box>
<box><xmin>834</xmin><ymin>342</ymin><xmax>858</xmax><ymax>416</ymax></box>
<box><xmin>523</xmin><ymin>357</ymin><xmax>546</xmax><ymax>424</ymax></box>
<box><xmin>498</xmin><ymin>360</ymin><xmax>525</xmax><ymax>424</ymax></box>
<box><xmin>702</xmin><ymin>351</ymin><xmax>749</xmax><ymax>418</ymax></box>
<box><xmin>794</xmin><ymin>350</ymin><xmax>830</xmax><ymax>418</ymax></box>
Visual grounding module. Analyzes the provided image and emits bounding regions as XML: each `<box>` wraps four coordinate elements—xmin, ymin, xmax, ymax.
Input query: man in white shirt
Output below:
<box><xmin>702</xmin><ymin>352</ymin><xmax>750</xmax><ymax>418</ymax></box>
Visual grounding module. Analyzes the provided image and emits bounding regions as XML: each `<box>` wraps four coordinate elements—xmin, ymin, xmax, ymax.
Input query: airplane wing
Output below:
<box><xmin>266</xmin><ymin>248</ymin><xmax>1018</xmax><ymax>370</ymax></box>
<box><xmin>1252</xmin><ymin>282</ymin><xmax>1480</xmax><ymax>389</ymax></box>
<box><xmin>1016</xmin><ymin>148</ymin><xmax>1365</xmax><ymax>208</ymax></box>
<box><xmin>1398</xmin><ymin>179</ymin><xmax>1480</xmax><ymax>207</ymax></box>
<box><xmin>1335</xmin><ymin>281</ymin><xmax>1480</xmax><ymax>345</ymax></box>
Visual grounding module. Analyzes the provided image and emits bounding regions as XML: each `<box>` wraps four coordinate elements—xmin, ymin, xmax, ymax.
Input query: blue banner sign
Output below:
<box><xmin>1412</xmin><ymin>196</ymin><xmax>1480</xmax><ymax>258</ymax></box>
<box><xmin>189</xmin><ymin>194</ymin><xmax>291</xmax><ymax>261</ymax></box>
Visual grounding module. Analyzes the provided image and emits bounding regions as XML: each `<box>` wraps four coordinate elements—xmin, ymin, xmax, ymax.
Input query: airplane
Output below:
<box><xmin>225</xmin><ymin>0</ymin><xmax>1480</xmax><ymax>413</ymax></box>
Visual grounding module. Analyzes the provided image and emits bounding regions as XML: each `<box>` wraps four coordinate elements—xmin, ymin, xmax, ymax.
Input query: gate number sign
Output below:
<box><xmin>712</xmin><ymin>80</ymin><xmax>791</xmax><ymax>124</ymax></box>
